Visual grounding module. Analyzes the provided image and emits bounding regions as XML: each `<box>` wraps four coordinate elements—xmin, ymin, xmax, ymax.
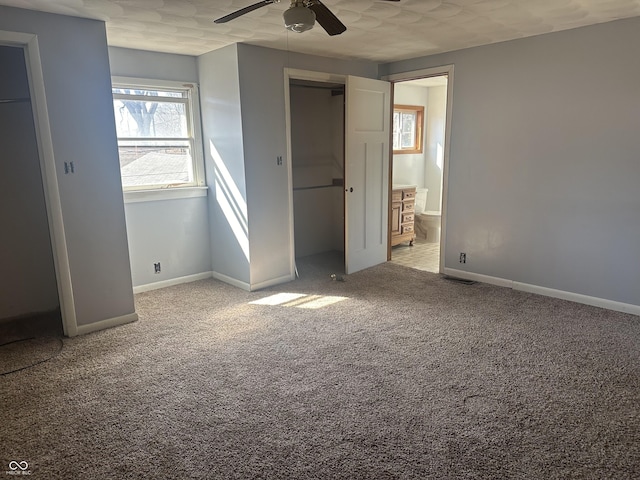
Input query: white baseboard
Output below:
<box><xmin>133</xmin><ymin>272</ymin><xmax>213</xmax><ymax>294</ymax></box>
<box><xmin>211</xmin><ymin>271</ymin><xmax>295</xmax><ymax>292</ymax></box>
<box><xmin>513</xmin><ymin>282</ymin><xmax>640</xmax><ymax>316</ymax></box>
<box><xmin>212</xmin><ymin>271</ymin><xmax>251</xmax><ymax>291</ymax></box>
<box><xmin>249</xmin><ymin>273</ymin><xmax>296</xmax><ymax>291</ymax></box>
<box><xmin>443</xmin><ymin>268</ymin><xmax>513</xmax><ymax>288</ymax></box>
<box><xmin>443</xmin><ymin>267</ymin><xmax>640</xmax><ymax>316</ymax></box>
<box><xmin>74</xmin><ymin>312</ymin><xmax>138</xmax><ymax>337</ymax></box>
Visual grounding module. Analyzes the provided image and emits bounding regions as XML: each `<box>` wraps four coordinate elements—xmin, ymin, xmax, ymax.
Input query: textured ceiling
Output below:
<box><xmin>1</xmin><ymin>0</ymin><xmax>639</xmax><ymax>62</ymax></box>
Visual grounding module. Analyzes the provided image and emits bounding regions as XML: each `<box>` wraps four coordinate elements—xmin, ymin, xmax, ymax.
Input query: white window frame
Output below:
<box><xmin>111</xmin><ymin>76</ymin><xmax>206</xmax><ymax>202</ymax></box>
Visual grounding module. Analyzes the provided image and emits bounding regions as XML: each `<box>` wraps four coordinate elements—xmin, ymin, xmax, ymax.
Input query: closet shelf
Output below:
<box><xmin>293</xmin><ymin>178</ymin><xmax>344</xmax><ymax>191</ymax></box>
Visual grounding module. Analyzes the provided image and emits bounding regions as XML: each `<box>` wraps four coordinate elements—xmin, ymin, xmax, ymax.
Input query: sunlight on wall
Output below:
<box><xmin>437</xmin><ymin>143</ymin><xmax>444</xmax><ymax>170</ymax></box>
<box><xmin>210</xmin><ymin>140</ymin><xmax>250</xmax><ymax>261</ymax></box>
<box><xmin>250</xmin><ymin>292</ymin><xmax>348</xmax><ymax>309</ymax></box>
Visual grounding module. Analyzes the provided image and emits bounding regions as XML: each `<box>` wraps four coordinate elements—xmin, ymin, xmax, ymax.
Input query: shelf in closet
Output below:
<box><xmin>293</xmin><ymin>178</ymin><xmax>344</xmax><ymax>191</ymax></box>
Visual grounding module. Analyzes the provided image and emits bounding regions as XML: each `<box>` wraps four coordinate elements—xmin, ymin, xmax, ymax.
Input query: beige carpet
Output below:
<box><xmin>1</xmin><ymin>254</ymin><xmax>638</xmax><ymax>479</ymax></box>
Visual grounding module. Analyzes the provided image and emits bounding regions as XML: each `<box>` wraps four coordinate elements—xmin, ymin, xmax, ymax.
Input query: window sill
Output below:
<box><xmin>124</xmin><ymin>186</ymin><xmax>208</xmax><ymax>204</ymax></box>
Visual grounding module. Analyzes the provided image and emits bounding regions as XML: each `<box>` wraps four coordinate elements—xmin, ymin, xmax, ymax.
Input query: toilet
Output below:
<box><xmin>414</xmin><ymin>188</ymin><xmax>428</xmax><ymax>215</ymax></box>
<box><xmin>414</xmin><ymin>188</ymin><xmax>441</xmax><ymax>243</ymax></box>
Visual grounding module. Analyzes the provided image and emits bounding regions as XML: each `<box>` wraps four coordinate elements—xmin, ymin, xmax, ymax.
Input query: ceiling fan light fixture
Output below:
<box><xmin>283</xmin><ymin>4</ymin><xmax>316</xmax><ymax>33</ymax></box>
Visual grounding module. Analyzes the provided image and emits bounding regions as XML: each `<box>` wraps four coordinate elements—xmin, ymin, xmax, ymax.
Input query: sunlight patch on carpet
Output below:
<box><xmin>250</xmin><ymin>293</ymin><xmax>348</xmax><ymax>309</ymax></box>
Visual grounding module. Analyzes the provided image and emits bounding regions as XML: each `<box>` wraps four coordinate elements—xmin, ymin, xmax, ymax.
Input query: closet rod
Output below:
<box><xmin>293</xmin><ymin>184</ymin><xmax>341</xmax><ymax>191</ymax></box>
<box><xmin>0</xmin><ymin>98</ymin><xmax>31</xmax><ymax>104</ymax></box>
<box><xmin>290</xmin><ymin>84</ymin><xmax>344</xmax><ymax>91</ymax></box>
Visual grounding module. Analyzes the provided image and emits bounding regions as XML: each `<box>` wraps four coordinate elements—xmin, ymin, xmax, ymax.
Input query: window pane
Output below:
<box><xmin>401</xmin><ymin>112</ymin><xmax>416</xmax><ymax>148</ymax></box>
<box><xmin>118</xmin><ymin>142</ymin><xmax>193</xmax><ymax>188</ymax></box>
<box><xmin>393</xmin><ymin>105</ymin><xmax>423</xmax><ymax>154</ymax></box>
<box><xmin>393</xmin><ymin>112</ymin><xmax>401</xmax><ymax>149</ymax></box>
<box><xmin>112</xmin><ymin>81</ymin><xmax>202</xmax><ymax>190</ymax></box>
<box><xmin>112</xmin><ymin>87</ymin><xmax>185</xmax><ymax>99</ymax></box>
<box><xmin>113</xmin><ymin>99</ymin><xmax>188</xmax><ymax>138</ymax></box>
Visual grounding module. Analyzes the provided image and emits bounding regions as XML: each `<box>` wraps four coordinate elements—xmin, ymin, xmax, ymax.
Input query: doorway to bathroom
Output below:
<box><xmin>388</xmin><ymin>70</ymin><xmax>451</xmax><ymax>273</ymax></box>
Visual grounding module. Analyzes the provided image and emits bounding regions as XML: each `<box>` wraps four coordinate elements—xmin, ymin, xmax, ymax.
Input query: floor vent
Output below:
<box><xmin>443</xmin><ymin>275</ymin><xmax>477</xmax><ymax>285</ymax></box>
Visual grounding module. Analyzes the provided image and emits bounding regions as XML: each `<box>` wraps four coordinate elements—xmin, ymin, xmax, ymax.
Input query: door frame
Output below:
<box><xmin>382</xmin><ymin>65</ymin><xmax>454</xmax><ymax>273</ymax></box>
<box><xmin>0</xmin><ymin>30</ymin><xmax>77</xmax><ymax>336</ymax></box>
<box><xmin>283</xmin><ymin>68</ymin><xmax>347</xmax><ymax>276</ymax></box>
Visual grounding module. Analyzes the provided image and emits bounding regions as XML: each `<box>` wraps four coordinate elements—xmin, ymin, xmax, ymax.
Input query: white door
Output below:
<box><xmin>344</xmin><ymin>75</ymin><xmax>391</xmax><ymax>274</ymax></box>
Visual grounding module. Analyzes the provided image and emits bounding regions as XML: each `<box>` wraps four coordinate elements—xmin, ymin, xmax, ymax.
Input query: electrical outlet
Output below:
<box><xmin>154</xmin><ymin>262</ymin><xmax>161</xmax><ymax>274</ymax></box>
<box><xmin>459</xmin><ymin>252</ymin><xmax>466</xmax><ymax>264</ymax></box>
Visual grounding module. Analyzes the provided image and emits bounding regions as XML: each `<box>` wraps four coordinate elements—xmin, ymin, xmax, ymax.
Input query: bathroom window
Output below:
<box><xmin>393</xmin><ymin>105</ymin><xmax>424</xmax><ymax>154</ymax></box>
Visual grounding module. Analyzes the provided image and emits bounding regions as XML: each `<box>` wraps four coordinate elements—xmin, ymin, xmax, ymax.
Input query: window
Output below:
<box><xmin>393</xmin><ymin>105</ymin><xmax>424</xmax><ymax>154</ymax></box>
<box><xmin>112</xmin><ymin>78</ymin><xmax>204</xmax><ymax>191</ymax></box>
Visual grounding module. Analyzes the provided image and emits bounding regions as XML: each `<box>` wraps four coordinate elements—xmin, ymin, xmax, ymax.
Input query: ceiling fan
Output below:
<box><xmin>214</xmin><ymin>0</ymin><xmax>401</xmax><ymax>36</ymax></box>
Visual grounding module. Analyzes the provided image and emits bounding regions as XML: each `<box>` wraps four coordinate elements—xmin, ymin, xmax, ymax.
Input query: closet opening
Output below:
<box><xmin>0</xmin><ymin>45</ymin><xmax>62</xmax><ymax>342</ymax></box>
<box><xmin>289</xmin><ymin>79</ymin><xmax>346</xmax><ymax>277</ymax></box>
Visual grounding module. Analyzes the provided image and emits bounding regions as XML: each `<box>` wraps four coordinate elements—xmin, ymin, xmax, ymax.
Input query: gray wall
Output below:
<box><xmin>108</xmin><ymin>47</ymin><xmax>211</xmax><ymax>289</ymax></box>
<box><xmin>198</xmin><ymin>44</ymin><xmax>251</xmax><ymax>286</ymax></box>
<box><xmin>0</xmin><ymin>46</ymin><xmax>58</xmax><ymax>320</ymax></box>
<box><xmin>108</xmin><ymin>46</ymin><xmax>198</xmax><ymax>82</ymax></box>
<box><xmin>0</xmin><ymin>6</ymin><xmax>136</xmax><ymax>327</ymax></box>
<box><xmin>122</xmin><ymin>198</ymin><xmax>211</xmax><ymax>288</ymax></box>
<box><xmin>381</xmin><ymin>17</ymin><xmax>640</xmax><ymax>306</ymax></box>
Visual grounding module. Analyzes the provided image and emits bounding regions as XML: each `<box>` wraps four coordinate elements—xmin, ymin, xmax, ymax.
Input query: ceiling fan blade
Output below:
<box><xmin>214</xmin><ymin>0</ymin><xmax>279</xmax><ymax>24</ymax></box>
<box><xmin>307</xmin><ymin>1</ymin><xmax>347</xmax><ymax>36</ymax></box>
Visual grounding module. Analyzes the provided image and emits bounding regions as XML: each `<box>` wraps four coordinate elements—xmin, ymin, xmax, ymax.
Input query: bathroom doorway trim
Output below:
<box><xmin>383</xmin><ymin>64</ymin><xmax>454</xmax><ymax>273</ymax></box>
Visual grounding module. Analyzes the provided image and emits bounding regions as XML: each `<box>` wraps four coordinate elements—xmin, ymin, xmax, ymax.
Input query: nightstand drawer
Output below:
<box><xmin>402</xmin><ymin>224</ymin><xmax>414</xmax><ymax>234</ymax></box>
<box><xmin>402</xmin><ymin>213</ymin><xmax>414</xmax><ymax>223</ymax></box>
<box><xmin>402</xmin><ymin>202</ymin><xmax>415</xmax><ymax>212</ymax></box>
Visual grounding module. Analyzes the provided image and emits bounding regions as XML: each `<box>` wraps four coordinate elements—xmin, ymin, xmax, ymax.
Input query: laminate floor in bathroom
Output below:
<box><xmin>390</xmin><ymin>238</ymin><xmax>440</xmax><ymax>273</ymax></box>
